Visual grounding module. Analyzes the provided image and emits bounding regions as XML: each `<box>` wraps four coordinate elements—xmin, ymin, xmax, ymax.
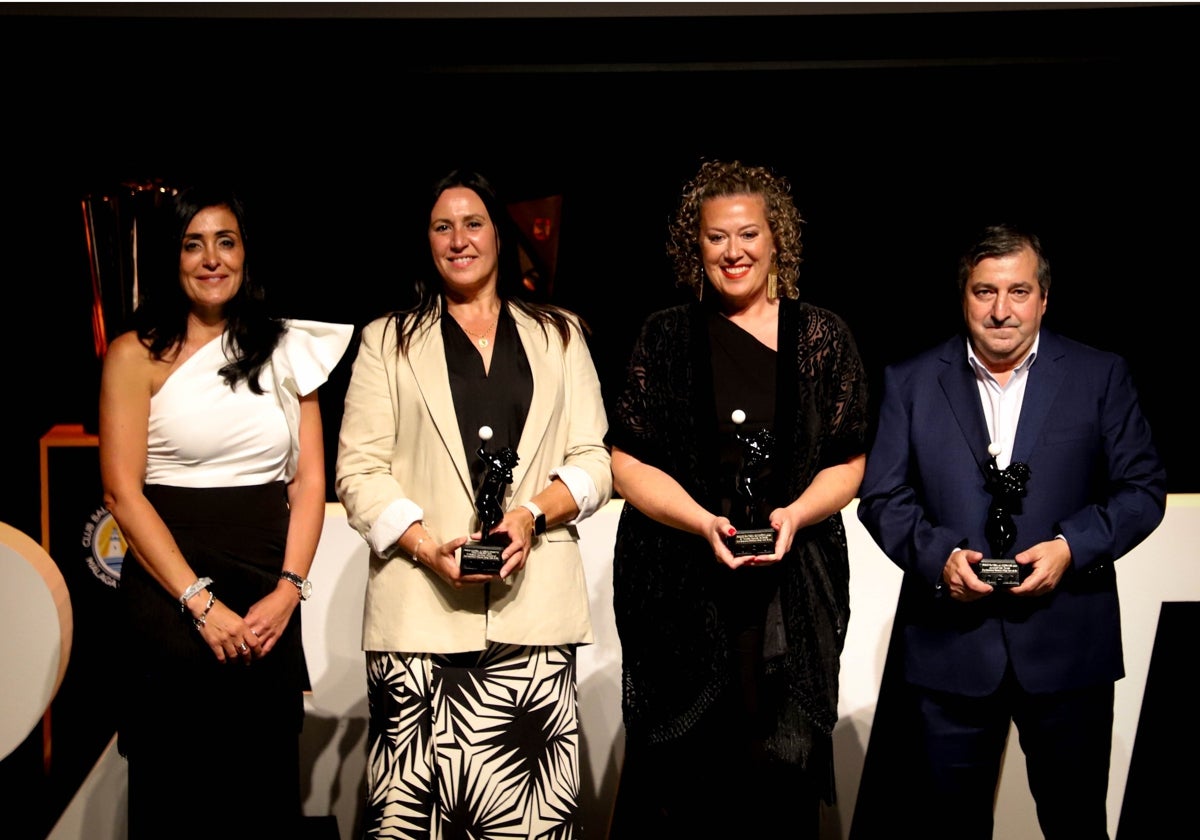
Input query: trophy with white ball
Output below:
<box><xmin>460</xmin><ymin>425</ymin><xmax>519</xmax><ymax>575</ymax></box>
<box><xmin>725</xmin><ymin>409</ymin><xmax>778</xmax><ymax>558</ymax></box>
<box><xmin>976</xmin><ymin>441</ymin><xmax>1031</xmax><ymax>587</ymax></box>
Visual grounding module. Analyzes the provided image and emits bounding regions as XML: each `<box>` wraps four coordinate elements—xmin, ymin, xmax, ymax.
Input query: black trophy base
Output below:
<box><xmin>976</xmin><ymin>558</ymin><xmax>1023</xmax><ymax>587</ymax></box>
<box><xmin>725</xmin><ymin>528</ymin><xmax>776</xmax><ymax>558</ymax></box>
<box><xmin>460</xmin><ymin>540</ymin><xmax>505</xmax><ymax>575</ymax></box>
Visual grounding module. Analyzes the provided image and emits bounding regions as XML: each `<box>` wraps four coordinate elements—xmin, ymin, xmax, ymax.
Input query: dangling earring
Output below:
<box><xmin>767</xmin><ymin>265</ymin><xmax>779</xmax><ymax>302</ymax></box>
<box><xmin>698</xmin><ymin>274</ymin><xmax>704</xmax><ymax>302</ymax></box>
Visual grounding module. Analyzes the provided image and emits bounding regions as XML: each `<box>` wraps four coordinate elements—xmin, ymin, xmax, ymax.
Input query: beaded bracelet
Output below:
<box><xmin>412</xmin><ymin>536</ymin><xmax>428</xmax><ymax>564</ymax></box>
<box><xmin>192</xmin><ymin>592</ymin><xmax>216</xmax><ymax>629</ymax></box>
<box><xmin>179</xmin><ymin>576</ymin><xmax>213</xmax><ymax>614</ymax></box>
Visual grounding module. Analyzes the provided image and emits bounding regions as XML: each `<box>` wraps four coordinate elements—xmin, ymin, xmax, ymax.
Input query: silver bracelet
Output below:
<box><xmin>179</xmin><ymin>577</ymin><xmax>213</xmax><ymax>613</ymax></box>
<box><xmin>412</xmin><ymin>536</ymin><xmax>428</xmax><ymax>564</ymax></box>
<box><xmin>192</xmin><ymin>592</ymin><xmax>216</xmax><ymax>629</ymax></box>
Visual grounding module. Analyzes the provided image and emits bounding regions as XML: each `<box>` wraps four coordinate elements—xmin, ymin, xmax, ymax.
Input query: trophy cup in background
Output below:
<box><xmin>724</xmin><ymin>409</ymin><xmax>778</xmax><ymax>558</ymax></box>
<box><xmin>460</xmin><ymin>425</ymin><xmax>519</xmax><ymax>575</ymax></box>
<box><xmin>81</xmin><ymin>180</ymin><xmax>177</xmax><ymax>433</ymax></box>
<box><xmin>976</xmin><ymin>443</ymin><xmax>1031</xmax><ymax>586</ymax></box>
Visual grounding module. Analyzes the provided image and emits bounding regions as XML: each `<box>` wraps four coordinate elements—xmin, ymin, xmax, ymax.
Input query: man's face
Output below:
<box><xmin>963</xmin><ymin>245</ymin><xmax>1047</xmax><ymax>376</ymax></box>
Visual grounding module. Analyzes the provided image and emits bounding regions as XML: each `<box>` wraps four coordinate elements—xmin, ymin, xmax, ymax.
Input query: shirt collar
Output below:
<box><xmin>966</xmin><ymin>331</ymin><xmax>1041</xmax><ymax>381</ymax></box>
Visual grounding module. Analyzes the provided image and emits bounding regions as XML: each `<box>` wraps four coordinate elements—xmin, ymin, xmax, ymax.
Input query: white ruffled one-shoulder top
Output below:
<box><xmin>145</xmin><ymin>319</ymin><xmax>353</xmax><ymax>487</ymax></box>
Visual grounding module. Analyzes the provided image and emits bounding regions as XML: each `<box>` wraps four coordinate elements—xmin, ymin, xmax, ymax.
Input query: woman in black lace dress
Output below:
<box><xmin>608</xmin><ymin>160</ymin><xmax>869</xmax><ymax>838</ymax></box>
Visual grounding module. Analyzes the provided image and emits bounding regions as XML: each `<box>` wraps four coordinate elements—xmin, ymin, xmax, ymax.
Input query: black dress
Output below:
<box><xmin>115</xmin><ymin>321</ymin><xmax>350</xmax><ymax>840</ymax></box>
<box><xmin>608</xmin><ymin>300</ymin><xmax>869</xmax><ymax>838</ymax></box>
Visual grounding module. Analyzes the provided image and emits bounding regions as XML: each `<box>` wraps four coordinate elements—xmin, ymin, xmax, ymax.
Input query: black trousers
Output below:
<box><xmin>914</xmin><ymin>665</ymin><xmax>1114</xmax><ymax>840</ymax></box>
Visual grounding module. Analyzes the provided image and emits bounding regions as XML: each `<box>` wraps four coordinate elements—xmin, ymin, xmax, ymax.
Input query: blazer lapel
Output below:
<box><xmin>937</xmin><ymin>336</ymin><xmax>992</xmax><ymax>469</ymax></box>
<box><xmin>511</xmin><ymin>310</ymin><xmax>555</xmax><ymax>498</ymax></box>
<box><xmin>1012</xmin><ymin>331</ymin><xmax>1068</xmax><ymax>464</ymax></box>
<box><xmin>408</xmin><ymin>315</ymin><xmax>474</xmax><ymax>496</ymax></box>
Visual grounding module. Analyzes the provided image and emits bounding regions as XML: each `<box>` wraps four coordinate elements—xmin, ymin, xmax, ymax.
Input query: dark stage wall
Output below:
<box><xmin>4</xmin><ymin>2</ymin><xmax>1198</xmax><ymax>541</ymax></box>
<box><xmin>1</xmin><ymin>4</ymin><xmax>1197</xmax><ymax>836</ymax></box>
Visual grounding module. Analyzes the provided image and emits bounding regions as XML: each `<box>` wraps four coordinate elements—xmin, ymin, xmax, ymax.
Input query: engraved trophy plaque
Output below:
<box><xmin>460</xmin><ymin>425</ymin><xmax>519</xmax><ymax>575</ymax></box>
<box><xmin>724</xmin><ymin>409</ymin><xmax>778</xmax><ymax>558</ymax></box>
<box><xmin>977</xmin><ymin>443</ymin><xmax>1031</xmax><ymax>586</ymax></box>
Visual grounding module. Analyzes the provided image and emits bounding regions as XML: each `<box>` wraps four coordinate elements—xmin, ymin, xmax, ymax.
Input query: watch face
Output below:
<box><xmin>300</xmin><ymin>579</ymin><xmax>313</xmax><ymax>600</ymax></box>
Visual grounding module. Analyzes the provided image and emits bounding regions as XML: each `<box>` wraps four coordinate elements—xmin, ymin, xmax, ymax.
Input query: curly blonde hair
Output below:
<box><xmin>667</xmin><ymin>159</ymin><xmax>804</xmax><ymax>300</ymax></box>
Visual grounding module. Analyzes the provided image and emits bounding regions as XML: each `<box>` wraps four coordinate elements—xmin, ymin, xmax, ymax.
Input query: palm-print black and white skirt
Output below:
<box><xmin>364</xmin><ymin>644</ymin><xmax>581</xmax><ymax>839</ymax></box>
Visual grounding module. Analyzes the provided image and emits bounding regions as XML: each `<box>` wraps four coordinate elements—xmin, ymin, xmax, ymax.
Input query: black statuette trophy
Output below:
<box><xmin>977</xmin><ymin>443</ymin><xmax>1031</xmax><ymax>586</ymax></box>
<box><xmin>724</xmin><ymin>409</ymin><xmax>777</xmax><ymax>558</ymax></box>
<box><xmin>460</xmin><ymin>425</ymin><xmax>519</xmax><ymax>575</ymax></box>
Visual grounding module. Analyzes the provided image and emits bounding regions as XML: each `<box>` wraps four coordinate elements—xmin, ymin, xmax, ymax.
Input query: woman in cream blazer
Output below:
<box><xmin>336</xmin><ymin>169</ymin><xmax>611</xmax><ymax>839</ymax></box>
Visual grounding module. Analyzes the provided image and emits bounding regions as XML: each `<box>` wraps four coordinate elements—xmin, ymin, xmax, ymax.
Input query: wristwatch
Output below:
<box><xmin>280</xmin><ymin>571</ymin><xmax>312</xmax><ymax>601</ymax></box>
<box><xmin>520</xmin><ymin>501</ymin><xmax>547</xmax><ymax>536</ymax></box>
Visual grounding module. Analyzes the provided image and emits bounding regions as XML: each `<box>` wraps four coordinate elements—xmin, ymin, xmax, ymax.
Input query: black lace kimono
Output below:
<box><xmin>609</xmin><ymin>297</ymin><xmax>868</xmax><ymax>803</ymax></box>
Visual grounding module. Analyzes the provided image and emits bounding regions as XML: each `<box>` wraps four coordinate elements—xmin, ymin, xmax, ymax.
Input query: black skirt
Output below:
<box><xmin>118</xmin><ymin>483</ymin><xmax>308</xmax><ymax>837</ymax></box>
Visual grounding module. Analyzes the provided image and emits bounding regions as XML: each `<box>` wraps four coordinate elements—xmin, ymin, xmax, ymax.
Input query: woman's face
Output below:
<box><xmin>178</xmin><ymin>204</ymin><xmax>244</xmax><ymax>316</ymax></box>
<box><xmin>699</xmin><ymin>193</ymin><xmax>775</xmax><ymax>309</ymax></box>
<box><xmin>428</xmin><ymin>187</ymin><xmax>500</xmax><ymax>296</ymax></box>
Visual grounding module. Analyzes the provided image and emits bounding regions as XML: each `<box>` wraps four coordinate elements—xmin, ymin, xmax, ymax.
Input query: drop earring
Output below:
<box><xmin>767</xmin><ymin>261</ymin><xmax>779</xmax><ymax>302</ymax></box>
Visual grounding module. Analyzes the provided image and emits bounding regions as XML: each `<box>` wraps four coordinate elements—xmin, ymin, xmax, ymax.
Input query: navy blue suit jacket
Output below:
<box><xmin>857</xmin><ymin>330</ymin><xmax>1166</xmax><ymax>696</ymax></box>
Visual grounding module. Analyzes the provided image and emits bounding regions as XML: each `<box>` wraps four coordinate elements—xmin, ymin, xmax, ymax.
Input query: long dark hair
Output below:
<box><xmin>391</xmin><ymin>168</ymin><xmax>580</xmax><ymax>355</ymax></box>
<box><xmin>133</xmin><ymin>184</ymin><xmax>285</xmax><ymax>393</ymax></box>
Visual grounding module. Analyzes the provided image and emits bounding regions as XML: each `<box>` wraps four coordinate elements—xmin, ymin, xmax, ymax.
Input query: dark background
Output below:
<box><xmin>1</xmin><ymin>2</ymin><xmax>1197</xmax><ymax>835</ymax></box>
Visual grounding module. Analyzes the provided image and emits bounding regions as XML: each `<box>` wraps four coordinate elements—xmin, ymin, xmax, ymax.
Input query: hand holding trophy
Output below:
<box><xmin>725</xmin><ymin>409</ymin><xmax>777</xmax><ymax>558</ymax></box>
<box><xmin>460</xmin><ymin>425</ymin><xmax>519</xmax><ymax>575</ymax></box>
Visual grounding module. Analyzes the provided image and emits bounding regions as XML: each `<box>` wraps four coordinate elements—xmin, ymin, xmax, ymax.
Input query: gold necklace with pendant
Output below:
<box><xmin>457</xmin><ymin>315</ymin><xmax>498</xmax><ymax>348</ymax></box>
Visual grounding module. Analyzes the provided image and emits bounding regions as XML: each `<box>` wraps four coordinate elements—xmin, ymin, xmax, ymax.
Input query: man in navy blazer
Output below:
<box><xmin>857</xmin><ymin>223</ymin><xmax>1166</xmax><ymax>839</ymax></box>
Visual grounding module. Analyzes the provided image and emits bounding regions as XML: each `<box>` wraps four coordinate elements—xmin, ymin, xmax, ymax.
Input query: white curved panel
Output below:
<box><xmin>0</xmin><ymin>521</ymin><xmax>73</xmax><ymax>760</ymax></box>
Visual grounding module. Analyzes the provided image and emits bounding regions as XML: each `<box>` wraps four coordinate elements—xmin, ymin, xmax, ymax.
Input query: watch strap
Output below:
<box><xmin>520</xmin><ymin>501</ymin><xmax>547</xmax><ymax>535</ymax></box>
<box><xmin>280</xmin><ymin>571</ymin><xmax>311</xmax><ymax>600</ymax></box>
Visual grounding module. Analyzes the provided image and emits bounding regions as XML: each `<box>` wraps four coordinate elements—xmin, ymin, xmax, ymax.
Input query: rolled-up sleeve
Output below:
<box><xmin>552</xmin><ymin>323</ymin><xmax>612</xmax><ymax>523</ymax></box>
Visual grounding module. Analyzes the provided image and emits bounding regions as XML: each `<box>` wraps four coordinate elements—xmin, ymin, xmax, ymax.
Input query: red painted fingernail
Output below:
<box><xmin>727</xmin><ymin>528</ymin><xmax>737</xmax><ymax>536</ymax></box>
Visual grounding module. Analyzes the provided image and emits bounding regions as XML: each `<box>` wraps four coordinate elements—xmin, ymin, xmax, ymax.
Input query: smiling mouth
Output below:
<box><xmin>721</xmin><ymin>265</ymin><xmax>751</xmax><ymax>278</ymax></box>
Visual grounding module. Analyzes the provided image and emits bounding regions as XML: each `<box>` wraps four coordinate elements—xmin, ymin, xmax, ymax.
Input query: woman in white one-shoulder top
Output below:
<box><xmin>98</xmin><ymin>185</ymin><xmax>351</xmax><ymax>839</ymax></box>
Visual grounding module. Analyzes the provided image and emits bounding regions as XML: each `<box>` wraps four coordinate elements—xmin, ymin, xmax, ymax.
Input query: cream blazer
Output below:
<box><xmin>336</xmin><ymin>305</ymin><xmax>612</xmax><ymax>653</ymax></box>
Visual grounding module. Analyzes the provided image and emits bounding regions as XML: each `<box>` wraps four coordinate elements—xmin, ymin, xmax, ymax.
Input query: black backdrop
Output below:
<box><xmin>4</xmin><ymin>0</ymin><xmax>1198</xmax><ymax>548</ymax></box>
<box><xmin>1</xmin><ymin>3</ymin><xmax>1198</xmax><ymax>837</ymax></box>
